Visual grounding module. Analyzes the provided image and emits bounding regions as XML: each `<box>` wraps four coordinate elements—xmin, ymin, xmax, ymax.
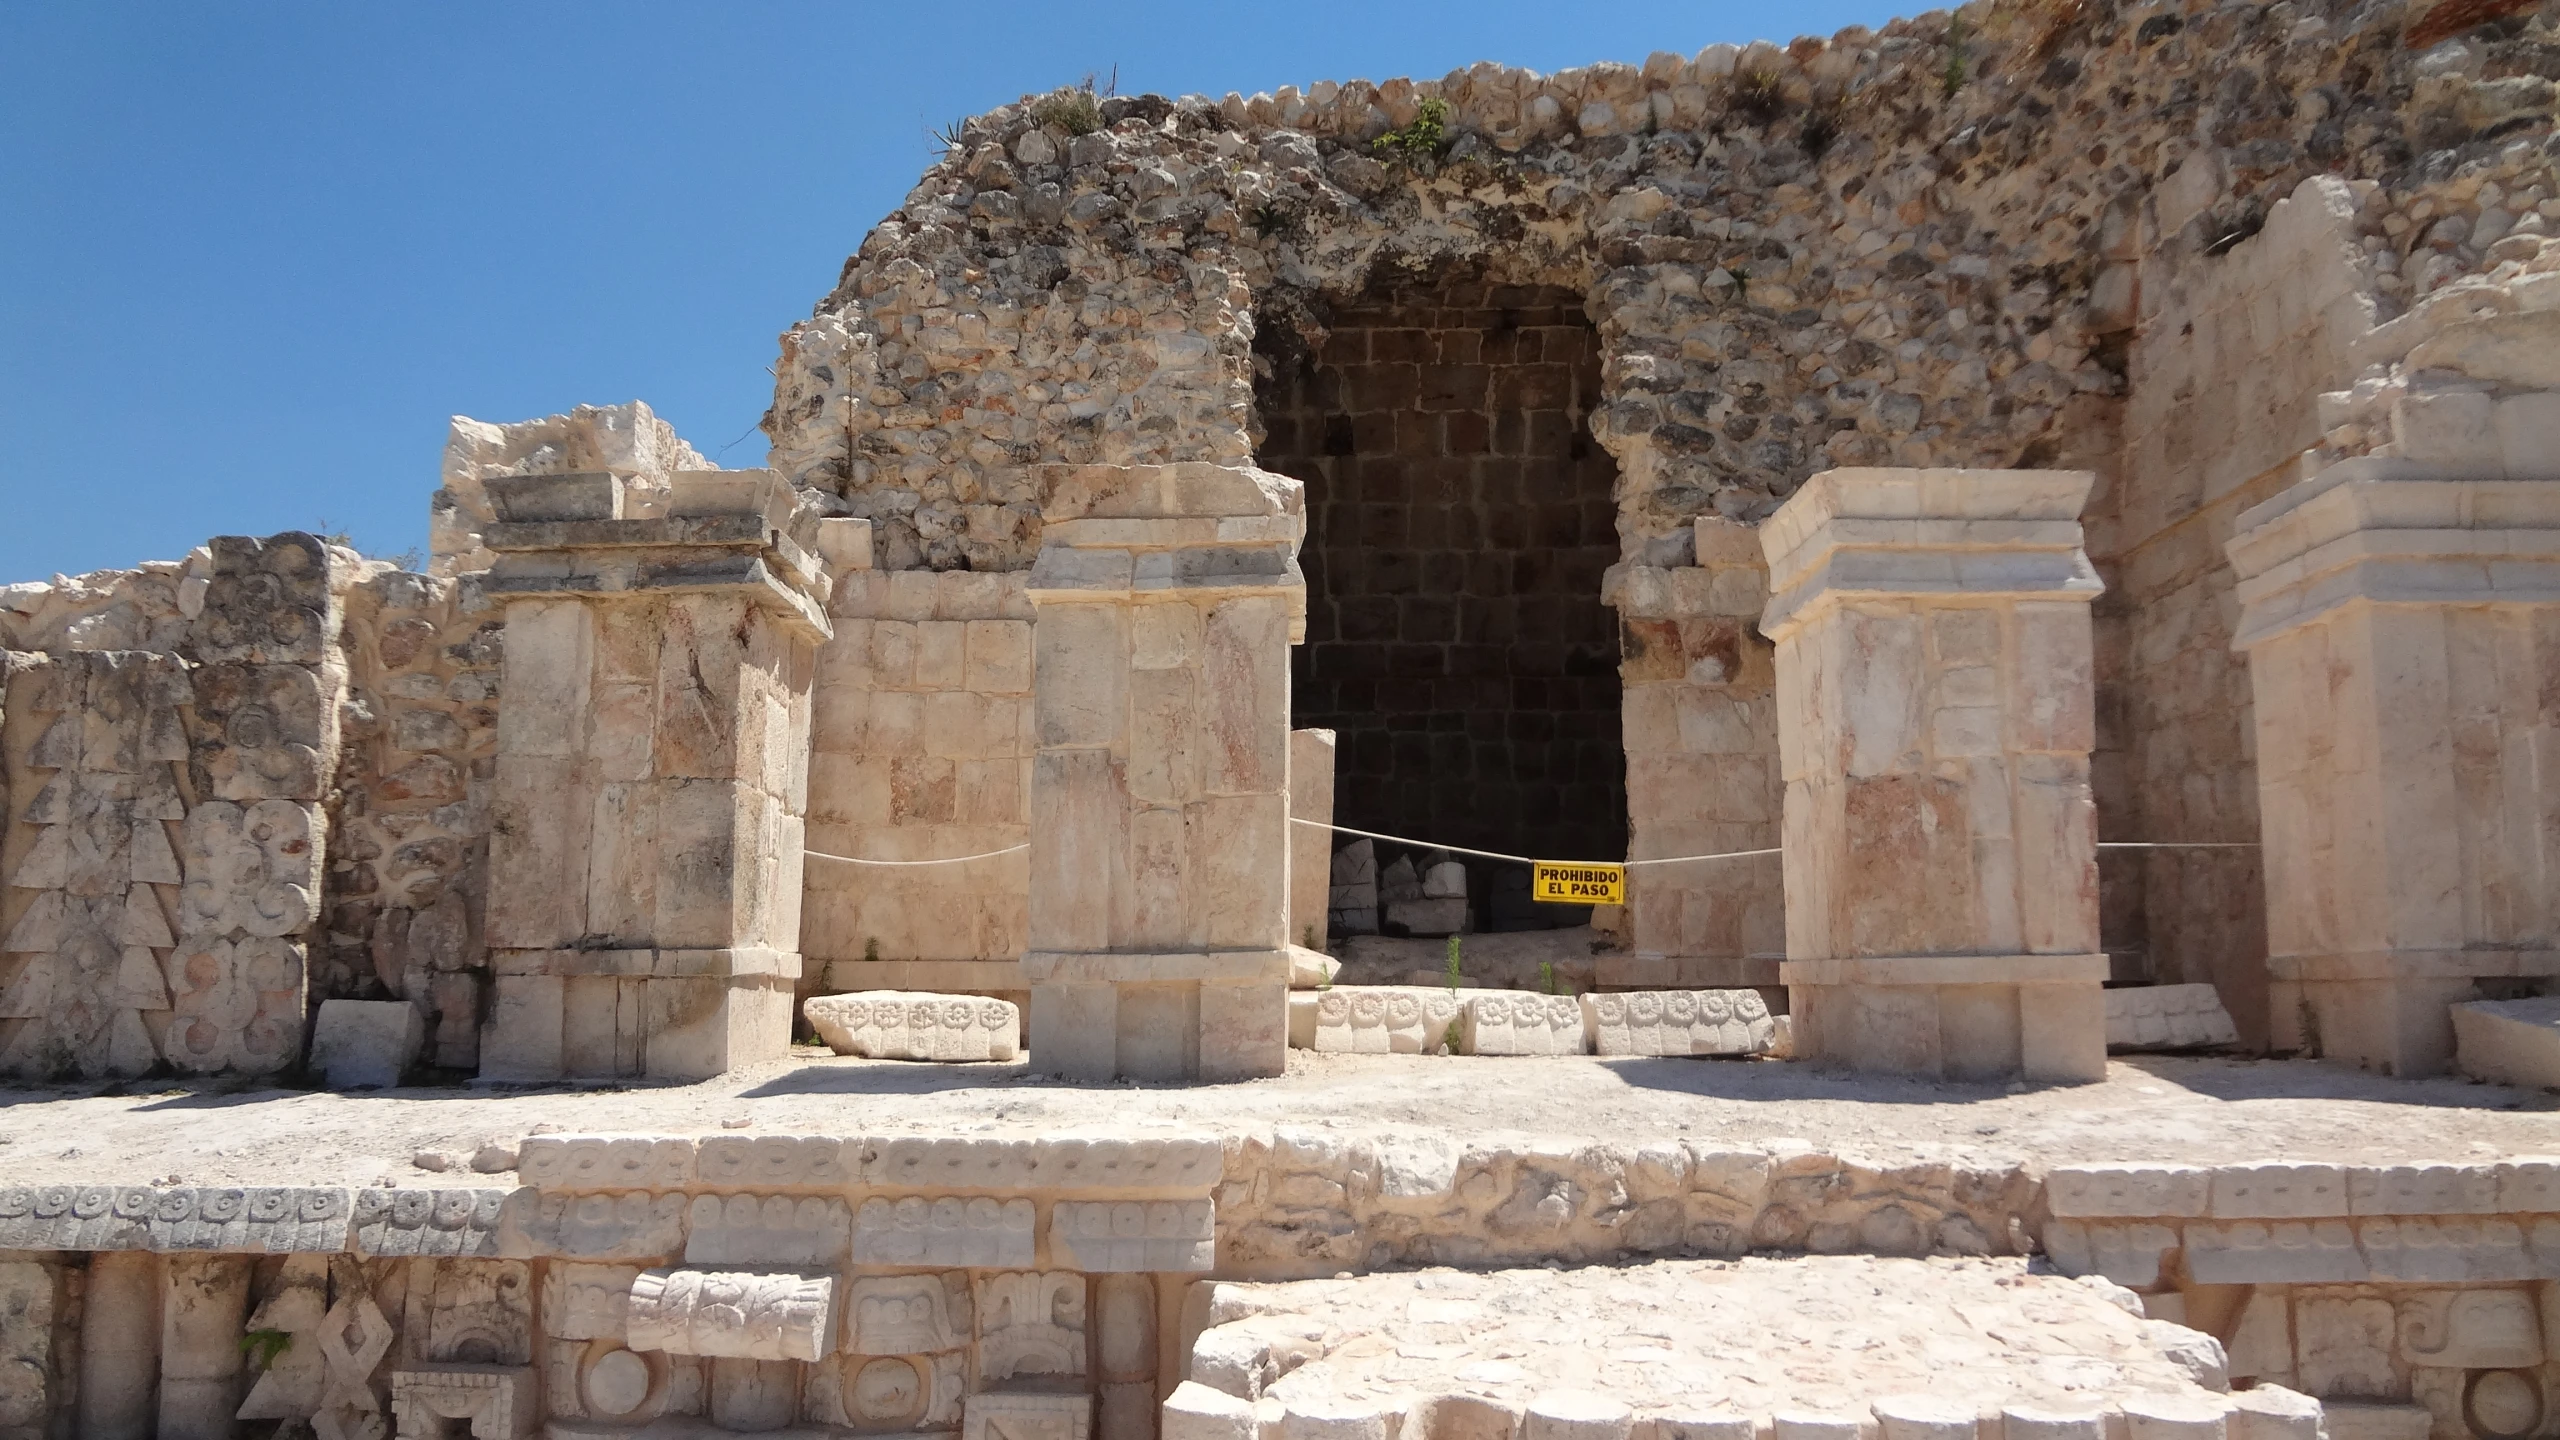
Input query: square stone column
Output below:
<box><xmin>477</xmin><ymin>469</ymin><xmax>829</xmax><ymax>1081</ymax></box>
<box><xmin>2228</xmin><ymin>459</ymin><xmax>2560</xmax><ymax>1076</ymax></box>
<box><xmin>1760</xmin><ymin>468</ymin><xmax>2109</xmax><ymax>1083</ymax></box>
<box><xmin>1022</xmin><ymin>463</ymin><xmax>1306</xmax><ymax>1081</ymax></box>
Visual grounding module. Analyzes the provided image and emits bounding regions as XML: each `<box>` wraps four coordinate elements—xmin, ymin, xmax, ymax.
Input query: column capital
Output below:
<box><xmin>478</xmin><ymin>469</ymin><xmax>832</xmax><ymax>641</ymax></box>
<box><xmin>2227</xmin><ymin>458</ymin><xmax>2560</xmax><ymax>650</ymax></box>
<box><xmin>1758</xmin><ymin>467</ymin><xmax>2101</xmax><ymax>640</ymax></box>
<box><xmin>1025</xmin><ymin>463</ymin><xmax>1307</xmax><ymax>624</ymax></box>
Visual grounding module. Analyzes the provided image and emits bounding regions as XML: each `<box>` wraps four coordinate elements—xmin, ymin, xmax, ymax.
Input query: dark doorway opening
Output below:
<box><xmin>1256</xmin><ymin>278</ymin><xmax>1626</xmax><ymax>933</ymax></box>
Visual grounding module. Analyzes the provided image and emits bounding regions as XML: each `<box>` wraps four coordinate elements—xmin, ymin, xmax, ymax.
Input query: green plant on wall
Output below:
<box><xmin>240</xmin><ymin>1329</ymin><xmax>292</xmax><ymax>1369</ymax></box>
<box><xmin>1539</xmin><ymin>960</ymin><xmax>1558</xmax><ymax>996</ymax></box>
<box><xmin>1444</xmin><ymin>934</ymin><xmax>1463</xmax><ymax>993</ymax></box>
<box><xmin>1374</xmin><ymin>97</ymin><xmax>1452</xmax><ymax>164</ymax></box>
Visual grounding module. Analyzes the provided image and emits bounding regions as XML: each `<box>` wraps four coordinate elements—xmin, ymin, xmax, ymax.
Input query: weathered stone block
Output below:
<box><xmin>309</xmin><ymin>999</ymin><xmax>423</xmax><ymax>1089</ymax></box>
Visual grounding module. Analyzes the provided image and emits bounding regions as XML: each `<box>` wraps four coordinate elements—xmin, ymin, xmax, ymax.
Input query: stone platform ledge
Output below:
<box><xmin>1025</xmin><ymin>950</ymin><xmax>1294</xmax><ymax>984</ymax></box>
<box><xmin>1179</xmin><ymin>1256</ymin><xmax>2283</xmax><ymax>1436</ymax></box>
<box><xmin>493</xmin><ymin>946</ymin><xmax>804</xmax><ymax>980</ymax></box>
<box><xmin>2263</xmin><ymin>947</ymin><xmax>2560</xmax><ymax>981</ymax></box>
<box><xmin>1780</xmin><ymin>954</ymin><xmax>2108</xmax><ymax>986</ymax></box>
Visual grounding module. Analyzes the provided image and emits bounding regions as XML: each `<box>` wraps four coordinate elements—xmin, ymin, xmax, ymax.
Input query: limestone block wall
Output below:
<box><xmin>324</xmin><ymin>570</ymin><xmax>502</xmax><ymax>1071</ymax></box>
<box><xmin>2107</xmin><ymin>177</ymin><xmax>2383</xmax><ymax>1043</ymax></box>
<box><xmin>805</xmin><ymin>569</ymin><xmax>1035</xmax><ymax>993</ymax></box>
<box><xmin>1599</xmin><ymin>518</ymin><xmax>1781</xmax><ymax>987</ymax></box>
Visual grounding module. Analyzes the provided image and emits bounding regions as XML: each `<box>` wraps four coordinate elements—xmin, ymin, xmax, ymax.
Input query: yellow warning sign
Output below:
<box><xmin>1532</xmin><ymin>861</ymin><xmax>1624</xmax><ymax>906</ymax></box>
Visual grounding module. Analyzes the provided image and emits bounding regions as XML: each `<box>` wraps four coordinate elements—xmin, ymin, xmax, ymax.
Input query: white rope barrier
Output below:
<box><xmin>1290</xmin><ymin>817</ymin><xmax>1778</xmax><ymax>868</ymax></box>
<box><xmin>806</xmin><ymin>845</ymin><xmax>1028</xmax><ymax>867</ymax></box>
<box><xmin>798</xmin><ymin>830</ymin><xmax>2258</xmax><ymax>871</ymax></box>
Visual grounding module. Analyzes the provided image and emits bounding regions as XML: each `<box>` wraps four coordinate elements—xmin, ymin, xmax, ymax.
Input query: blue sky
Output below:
<box><xmin>1</xmin><ymin>1</ymin><xmax>1908</xmax><ymax>584</ymax></box>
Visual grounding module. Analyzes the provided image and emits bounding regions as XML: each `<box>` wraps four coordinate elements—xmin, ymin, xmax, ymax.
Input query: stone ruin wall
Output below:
<box><xmin>13</xmin><ymin>0</ymin><xmax>2560</xmax><ymax>1071</ymax></box>
<box><xmin>755</xmin><ymin>0</ymin><xmax>2560</xmax><ymax>1000</ymax></box>
<box><xmin>0</xmin><ymin>539</ymin><xmax>506</xmax><ymax>1082</ymax></box>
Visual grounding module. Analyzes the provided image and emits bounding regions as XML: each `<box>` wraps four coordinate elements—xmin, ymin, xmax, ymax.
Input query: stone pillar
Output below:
<box><xmin>477</xmin><ymin>469</ymin><xmax>828</xmax><ymax>1081</ymax></box>
<box><xmin>1760</xmin><ymin>468</ymin><xmax>2109</xmax><ymax>1083</ymax></box>
<box><xmin>1022</xmin><ymin>463</ymin><xmax>1306</xmax><ymax>1081</ymax></box>
<box><xmin>1287</xmin><ymin>729</ymin><xmax>1335</xmax><ymax>956</ymax></box>
<box><xmin>77</xmin><ymin>1251</ymin><xmax>160</xmax><ymax>1440</ymax></box>
<box><xmin>2228</xmin><ymin>459</ymin><xmax>2560</xmax><ymax>1076</ymax></box>
<box><xmin>157</xmin><ymin>1254</ymin><xmax>252</xmax><ymax>1440</ymax></box>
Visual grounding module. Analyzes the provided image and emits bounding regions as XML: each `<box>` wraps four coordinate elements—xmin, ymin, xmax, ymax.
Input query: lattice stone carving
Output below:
<box><xmin>179</xmin><ymin>799</ymin><xmax>320</xmax><ymax>938</ymax></box>
<box><xmin>1582</xmin><ymin>989</ymin><xmax>1774</xmax><ymax>1056</ymax></box>
<box><xmin>0</xmin><ymin>652</ymin><xmax>191</xmax><ymax>1078</ymax></box>
<box><xmin>625</xmin><ymin>1268</ymin><xmax>833</xmax><ymax>1362</ymax></box>
<box><xmin>162</xmin><ymin>935</ymin><xmax>304</xmax><ymax>1073</ymax></box>
<box><xmin>189</xmin><ymin>661</ymin><xmax>330</xmax><ymax>802</ymax></box>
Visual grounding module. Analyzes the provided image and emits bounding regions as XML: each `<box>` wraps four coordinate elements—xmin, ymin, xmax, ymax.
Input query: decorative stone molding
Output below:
<box><xmin>1049</xmin><ymin>1201</ymin><xmax>1215</xmax><ymax>1272</ymax></box>
<box><xmin>976</xmin><ymin>1271</ymin><xmax>1087</xmax><ymax>1381</ymax></box>
<box><xmin>804</xmin><ymin>990</ymin><xmax>1021</xmax><ymax>1061</ymax></box>
<box><xmin>1761</xmin><ymin>468</ymin><xmax>2108</xmax><ymax>1083</ymax></box>
<box><xmin>623</xmin><ymin>1268</ymin><xmax>834</xmax><ymax>1363</ymax></box>
<box><xmin>852</xmin><ymin>1195</ymin><xmax>1037</xmax><ymax>1268</ymax></box>
<box><xmin>516</xmin><ymin>1131</ymin><xmax>1226</xmax><ymax>1195</ymax></box>
<box><xmin>1581</xmin><ymin>989</ymin><xmax>1774</xmax><ymax>1056</ymax></box>
<box><xmin>1460</xmin><ymin>992</ymin><xmax>1586</xmax><ymax>1056</ymax></box>
<box><xmin>682</xmin><ymin>1193</ymin><xmax>852</xmax><ymax>1267</ymax></box>
<box><xmin>351</xmin><ymin>1188</ymin><xmax>504</xmax><ymax>1258</ymax></box>
<box><xmin>388</xmin><ymin>1364</ymin><xmax>535</xmax><ymax>1439</ymax></box>
<box><xmin>842</xmin><ymin>1273</ymin><xmax>971</xmax><ymax>1355</ymax></box>
<box><xmin>1307</xmin><ymin>986</ymin><xmax>1462</xmax><ymax>1054</ymax></box>
<box><xmin>964</xmin><ymin>1389</ymin><xmax>1093</xmax><ymax>1440</ymax></box>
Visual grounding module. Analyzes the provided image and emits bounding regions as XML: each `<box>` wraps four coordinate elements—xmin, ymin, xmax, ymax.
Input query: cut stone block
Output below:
<box><xmin>1384</xmin><ymin>897</ymin><xmax>1468</xmax><ymax>937</ymax></box>
<box><xmin>309</xmin><ymin>999</ymin><xmax>424</xmax><ymax>1089</ymax></box>
<box><xmin>2318</xmin><ymin>1406</ymin><xmax>2432</xmax><ymax>1440</ymax></box>
<box><xmin>1582</xmin><ymin>990</ymin><xmax>1774</xmax><ymax>1056</ymax></box>
<box><xmin>1461</xmin><ymin>992</ymin><xmax>1587</xmax><ymax>1055</ymax></box>
<box><xmin>805</xmin><ymin>991</ymin><xmax>1022</xmax><ymax>1062</ymax></box>
<box><xmin>1288</xmin><ymin>945</ymin><xmax>1341</xmax><ymax>990</ymax></box>
<box><xmin>1422</xmin><ymin>862</ymin><xmax>1467</xmax><ymax>899</ymax></box>
<box><xmin>2451</xmin><ymin>995</ymin><xmax>2560</xmax><ymax>1089</ymax></box>
<box><xmin>1308</xmin><ymin>987</ymin><xmax>1464</xmax><ymax>1054</ymax></box>
<box><xmin>2105</xmin><ymin>984</ymin><xmax>2240</xmax><ymax>1052</ymax></box>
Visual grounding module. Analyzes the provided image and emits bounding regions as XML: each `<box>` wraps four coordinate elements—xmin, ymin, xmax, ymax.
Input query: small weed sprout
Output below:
<box><xmin>1731</xmin><ymin>69</ymin><xmax>1787</xmax><ymax>123</ymax></box>
<box><xmin>1941</xmin><ymin>16</ymin><xmax>1971</xmax><ymax>97</ymax></box>
<box><xmin>241</xmin><ymin>1329</ymin><xmax>292</xmax><ymax>1369</ymax></box>
<box><xmin>927</xmin><ymin>117</ymin><xmax>972</xmax><ymax>154</ymax></box>
<box><xmin>1373</xmin><ymin>97</ymin><xmax>1453</xmax><ymax>164</ymax></box>
<box><xmin>1442</xmin><ymin>1017</ymin><xmax>1464</xmax><ymax>1055</ymax></box>
<box><xmin>1031</xmin><ymin>69</ymin><xmax>1114</xmax><ymax>137</ymax></box>
<box><xmin>1444</xmin><ymin>934</ymin><xmax>1463</xmax><ymax>993</ymax></box>
<box><xmin>1539</xmin><ymin>960</ymin><xmax>1558</xmax><ymax>996</ymax></box>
